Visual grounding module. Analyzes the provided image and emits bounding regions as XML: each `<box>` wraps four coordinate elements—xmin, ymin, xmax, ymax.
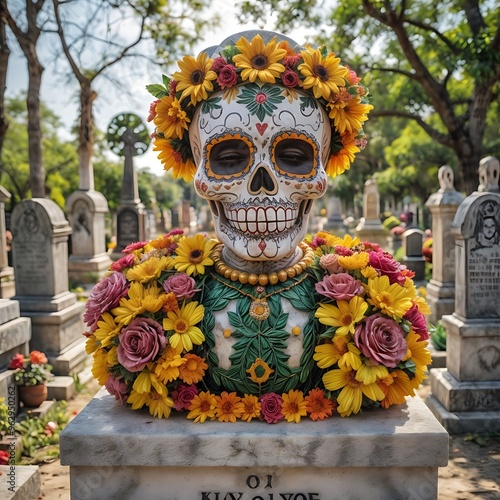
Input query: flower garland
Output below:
<box><xmin>146</xmin><ymin>33</ymin><xmax>373</xmax><ymax>182</ymax></box>
<box><xmin>84</xmin><ymin>230</ymin><xmax>431</xmax><ymax>423</ymax></box>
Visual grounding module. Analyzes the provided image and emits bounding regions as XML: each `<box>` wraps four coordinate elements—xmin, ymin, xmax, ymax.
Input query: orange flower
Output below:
<box><xmin>162</xmin><ymin>292</ymin><xmax>179</xmax><ymax>313</ymax></box>
<box><xmin>305</xmin><ymin>388</ymin><xmax>334</xmax><ymax>421</ymax></box>
<box><xmin>214</xmin><ymin>391</ymin><xmax>245</xmax><ymax>423</ymax></box>
<box><xmin>30</xmin><ymin>350</ymin><xmax>48</xmax><ymax>365</ymax></box>
<box><xmin>281</xmin><ymin>389</ymin><xmax>308</xmax><ymax>423</ymax></box>
<box><xmin>240</xmin><ymin>394</ymin><xmax>261</xmax><ymax>422</ymax></box>
<box><xmin>246</xmin><ymin>358</ymin><xmax>274</xmax><ymax>384</ymax></box>
<box><xmin>178</xmin><ymin>354</ymin><xmax>208</xmax><ymax>385</ymax></box>
<box><xmin>378</xmin><ymin>370</ymin><xmax>415</xmax><ymax>409</ymax></box>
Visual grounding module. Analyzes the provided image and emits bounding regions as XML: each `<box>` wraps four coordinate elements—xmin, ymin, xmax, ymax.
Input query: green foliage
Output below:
<box><xmin>0</xmin><ymin>398</ymin><xmax>9</xmax><ymax>434</ymax></box>
<box><xmin>14</xmin><ymin>401</ymin><xmax>70</xmax><ymax>460</ymax></box>
<box><xmin>429</xmin><ymin>320</ymin><xmax>446</xmax><ymax>351</ymax></box>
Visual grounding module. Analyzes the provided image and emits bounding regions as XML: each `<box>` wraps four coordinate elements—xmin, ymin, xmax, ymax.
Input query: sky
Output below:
<box><xmin>6</xmin><ymin>0</ymin><xmax>312</xmax><ymax>177</ymax></box>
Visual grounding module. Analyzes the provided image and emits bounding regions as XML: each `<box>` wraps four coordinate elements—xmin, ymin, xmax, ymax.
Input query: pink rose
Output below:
<box><xmin>319</xmin><ymin>253</ymin><xmax>344</xmax><ymax>274</ymax></box>
<box><xmin>260</xmin><ymin>393</ymin><xmax>284</xmax><ymax>424</ymax></box>
<box><xmin>211</xmin><ymin>57</ymin><xmax>227</xmax><ymax>73</ymax></box>
<box><xmin>404</xmin><ymin>305</ymin><xmax>429</xmax><ymax>340</ymax></box>
<box><xmin>84</xmin><ymin>273</ymin><xmax>129</xmax><ymax>332</ymax></box>
<box><xmin>369</xmin><ymin>251</ymin><xmax>406</xmax><ymax>285</ymax></box>
<box><xmin>117</xmin><ymin>318</ymin><xmax>166</xmax><ymax>372</ymax></box>
<box><xmin>281</xmin><ymin>69</ymin><xmax>299</xmax><ymax>88</ymax></box>
<box><xmin>172</xmin><ymin>384</ymin><xmax>199</xmax><ymax>411</ymax></box>
<box><xmin>217</xmin><ymin>64</ymin><xmax>238</xmax><ymax>89</ymax></box>
<box><xmin>255</xmin><ymin>93</ymin><xmax>267</xmax><ymax>104</ymax></box>
<box><xmin>110</xmin><ymin>253</ymin><xmax>135</xmax><ymax>272</ymax></box>
<box><xmin>311</xmin><ymin>236</ymin><xmax>327</xmax><ymax>248</ymax></box>
<box><xmin>122</xmin><ymin>241</ymin><xmax>148</xmax><ymax>253</ymax></box>
<box><xmin>354</xmin><ymin>314</ymin><xmax>407</xmax><ymax>368</ymax></box>
<box><xmin>315</xmin><ymin>273</ymin><xmax>364</xmax><ymax>301</ymax></box>
<box><xmin>105</xmin><ymin>375</ymin><xmax>129</xmax><ymax>405</ymax></box>
<box><xmin>163</xmin><ymin>273</ymin><xmax>200</xmax><ymax>300</ymax></box>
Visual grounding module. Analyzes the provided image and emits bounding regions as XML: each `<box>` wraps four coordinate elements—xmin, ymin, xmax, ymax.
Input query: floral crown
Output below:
<box><xmin>146</xmin><ymin>32</ymin><xmax>373</xmax><ymax>182</ymax></box>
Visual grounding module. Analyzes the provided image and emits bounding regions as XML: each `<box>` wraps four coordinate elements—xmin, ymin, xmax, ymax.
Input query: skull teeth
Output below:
<box><xmin>225</xmin><ymin>206</ymin><xmax>299</xmax><ymax>235</ymax></box>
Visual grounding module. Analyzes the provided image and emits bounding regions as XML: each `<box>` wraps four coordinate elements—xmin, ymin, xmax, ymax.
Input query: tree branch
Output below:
<box><xmin>403</xmin><ymin>18</ymin><xmax>461</xmax><ymax>54</ymax></box>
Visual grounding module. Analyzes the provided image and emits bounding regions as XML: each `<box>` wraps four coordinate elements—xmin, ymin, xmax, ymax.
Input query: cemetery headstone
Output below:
<box><xmin>427</xmin><ymin>156</ymin><xmax>500</xmax><ymax>434</ymax></box>
<box><xmin>11</xmin><ymin>199</ymin><xmax>86</xmax><ymax>382</ymax></box>
<box><xmin>355</xmin><ymin>178</ymin><xmax>387</xmax><ymax>248</ymax></box>
<box><xmin>425</xmin><ymin>166</ymin><xmax>464</xmax><ymax>325</ymax></box>
<box><xmin>107</xmin><ymin>113</ymin><xmax>149</xmax><ymax>256</ymax></box>
<box><xmin>403</xmin><ymin>227</ymin><xmax>426</xmax><ymax>282</ymax></box>
<box><xmin>0</xmin><ymin>186</ymin><xmax>14</xmax><ymax>298</ymax></box>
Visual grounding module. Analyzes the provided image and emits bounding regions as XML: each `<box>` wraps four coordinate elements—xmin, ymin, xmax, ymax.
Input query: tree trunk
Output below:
<box><xmin>78</xmin><ymin>83</ymin><xmax>97</xmax><ymax>191</ymax></box>
<box><xmin>0</xmin><ymin>17</ymin><xmax>9</xmax><ymax>156</ymax></box>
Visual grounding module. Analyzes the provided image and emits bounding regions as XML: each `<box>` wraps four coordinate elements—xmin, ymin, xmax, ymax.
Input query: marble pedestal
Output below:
<box><xmin>60</xmin><ymin>389</ymin><xmax>448</xmax><ymax>500</ymax></box>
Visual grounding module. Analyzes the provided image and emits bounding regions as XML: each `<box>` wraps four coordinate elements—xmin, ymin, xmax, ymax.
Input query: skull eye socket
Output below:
<box><xmin>206</xmin><ymin>135</ymin><xmax>253</xmax><ymax>180</ymax></box>
<box><xmin>272</xmin><ymin>132</ymin><xmax>318</xmax><ymax>179</ymax></box>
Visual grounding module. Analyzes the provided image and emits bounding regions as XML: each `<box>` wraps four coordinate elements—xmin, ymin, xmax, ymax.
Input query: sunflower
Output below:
<box><xmin>153</xmin><ymin>96</ymin><xmax>190</xmax><ymax>139</ymax></box>
<box><xmin>174</xmin><ymin>233</ymin><xmax>217</xmax><ymax>276</ymax></box>
<box><xmin>187</xmin><ymin>390</ymin><xmax>217</xmax><ymax>423</ymax></box>
<box><xmin>240</xmin><ymin>394</ymin><xmax>261</xmax><ymax>422</ymax></box>
<box><xmin>315</xmin><ymin>296</ymin><xmax>368</xmax><ymax>336</ymax></box>
<box><xmin>281</xmin><ymin>390</ymin><xmax>308</xmax><ymax>423</ymax></box>
<box><xmin>366</xmin><ymin>275</ymin><xmax>414</xmax><ymax>319</ymax></box>
<box><xmin>153</xmin><ymin>137</ymin><xmax>196</xmax><ymax>182</ymax></box>
<box><xmin>233</xmin><ymin>34</ymin><xmax>287</xmax><ymax>84</ymax></box>
<box><xmin>323</xmin><ymin>367</ymin><xmax>385</xmax><ymax>417</ymax></box>
<box><xmin>327</xmin><ymin>96</ymin><xmax>374</xmax><ymax>134</ymax></box>
<box><xmin>325</xmin><ymin>132</ymin><xmax>360</xmax><ymax>177</ymax></box>
<box><xmin>305</xmin><ymin>388</ymin><xmax>334</xmax><ymax>421</ymax></box>
<box><xmin>178</xmin><ymin>353</ymin><xmax>208</xmax><ymax>384</ymax></box>
<box><xmin>214</xmin><ymin>392</ymin><xmax>245</xmax><ymax>423</ymax></box>
<box><xmin>172</xmin><ymin>52</ymin><xmax>217</xmax><ymax>106</ymax></box>
<box><xmin>163</xmin><ymin>301</ymin><xmax>205</xmax><ymax>351</ymax></box>
<box><xmin>246</xmin><ymin>358</ymin><xmax>274</xmax><ymax>384</ymax></box>
<box><xmin>298</xmin><ymin>46</ymin><xmax>348</xmax><ymax>100</ymax></box>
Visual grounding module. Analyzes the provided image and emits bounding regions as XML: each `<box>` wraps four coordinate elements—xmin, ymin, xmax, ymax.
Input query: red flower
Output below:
<box><xmin>217</xmin><ymin>64</ymin><xmax>238</xmax><ymax>89</ymax></box>
<box><xmin>281</xmin><ymin>69</ymin><xmax>300</xmax><ymax>88</ymax></box>
<box><xmin>0</xmin><ymin>450</ymin><xmax>9</xmax><ymax>465</ymax></box>
<box><xmin>30</xmin><ymin>350</ymin><xmax>48</xmax><ymax>365</ymax></box>
<box><xmin>255</xmin><ymin>93</ymin><xmax>267</xmax><ymax>104</ymax></box>
<box><xmin>260</xmin><ymin>393</ymin><xmax>284</xmax><ymax>424</ymax></box>
<box><xmin>8</xmin><ymin>353</ymin><xmax>24</xmax><ymax>370</ymax></box>
<box><xmin>211</xmin><ymin>56</ymin><xmax>227</xmax><ymax>73</ymax></box>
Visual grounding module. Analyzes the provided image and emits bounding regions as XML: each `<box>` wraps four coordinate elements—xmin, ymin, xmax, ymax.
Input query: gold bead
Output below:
<box><xmin>224</xmin><ymin>269</ymin><xmax>232</xmax><ymax>279</ymax></box>
<box><xmin>230</xmin><ymin>270</ymin><xmax>240</xmax><ymax>281</ymax></box>
<box><xmin>292</xmin><ymin>326</ymin><xmax>301</xmax><ymax>336</ymax></box>
<box><xmin>293</xmin><ymin>263</ymin><xmax>303</xmax><ymax>275</ymax></box>
<box><xmin>258</xmin><ymin>274</ymin><xmax>269</xmax><ymax>286</ymax></box>
<box><xmin>223</xmin><ymin>328</ymin><xmax>232</xmax><ymax>338</ymax></box>
<box><xmin>239</xmin><ymin>272</ymin><xmax>249</xmax><ymax>284</ymax></box>
<box><xmin>218</xmin><ymin>264</ymin><xmax>228</xmax><ymax>274</ymax></box>
<box><xmin>278</xmin><ymin>270</ymin><xmax>288</xmax><ymax>282</ymax></box>
<box><xmin>269</xmin><ymin>272</ymin><xmax>279</xmax><ymax>285</ymax></box>
<box><xmin>248</xmin><ymin>274</ymin><xmax>259</xmax><ymax>285</ymax></box>
<box><xmin>287</xmin><ymin>267</ymin><xmax>296</xmax><ymax>278</ymax></box>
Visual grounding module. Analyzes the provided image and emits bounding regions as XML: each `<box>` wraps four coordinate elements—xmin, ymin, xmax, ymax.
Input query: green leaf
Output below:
<box><xmin>145</xmin><ymin>83</ymin><xmax>168</xmax><ymax>99</ymax></box>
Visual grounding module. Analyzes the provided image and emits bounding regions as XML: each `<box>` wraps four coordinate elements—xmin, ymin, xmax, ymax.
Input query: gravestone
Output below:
<box><xmin>10</xmin><ymin>199</ymin><xmax>86</xmax><ymax>385</ymax></box>
<box><xmin>108</xmin><ymin>113</ymin><xmax>150</xmax><ymax>257</ymax></box>
<box><xmin>427</xmin><ymin>157</ymin><xmax>500</xmax><ymax>434</ymax></box>
<box><xmin>403</xmin><ymin>228</ymin><xmax>426</xmax><ymax>282</ymax></box>
<box><xmin>355</xmin><ymin>178</ymin><xmax>387</xmax><ymax>248</ymax></box>
<box><xmin>0</xmin><ymin>186</ymin><xmax>14</xmax><ymax>298</ymax></box>
<box><xmin>425</xmin><ymin>166</ymin><xmax>464</xmax><ymax>325</ymax></box>
<box><xmin>324</xmin><ymin>194</ymin><xmax>345</xmax><ymax>233</ymax></box>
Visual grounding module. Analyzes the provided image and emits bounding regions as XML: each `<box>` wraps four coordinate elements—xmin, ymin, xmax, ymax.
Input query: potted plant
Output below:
<box><xmin>8</xmin><ymin>351</ymin><xmax>53</xmax><ymax>408</ymax></box>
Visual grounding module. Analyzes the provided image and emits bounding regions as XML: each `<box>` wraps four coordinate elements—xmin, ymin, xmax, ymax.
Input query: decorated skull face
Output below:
<box><xmin>190</xmin><ymin>83</ymin><xmax>330</xmax><ymax>262</ymax></box>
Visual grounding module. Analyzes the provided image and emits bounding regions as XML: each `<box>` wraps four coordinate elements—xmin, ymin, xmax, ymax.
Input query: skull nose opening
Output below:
<box><xmin>249</xmin><ymin>165</ymin><xmax>278</xmax><ymax>195</ymax></box>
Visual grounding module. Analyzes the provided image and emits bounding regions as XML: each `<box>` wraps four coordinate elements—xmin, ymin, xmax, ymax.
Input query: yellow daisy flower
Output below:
<box><xmin>92</xmin><ymin>348</ymin><xmax>110</xmax><ymax>385</ymax></box>
<box><xmin>315</xmin><ymin>296</ymin><xmax>368</xmax><ymax>336</ymax></box>
<box><xmin>127</xmin><ymin>389</ymin><xmax>173</xmax><ymax>419</ymax></box>
<box><xmin>163</xmin><ymin>301</ymin><xmax>205</xmax><ymax>351</ymax></box>
<box><xmin>281</xmin><ymin>390</ymin><xmax>308</xmax><ymax>423</ymax></box>
<box><xmin>112</xmin><ymin>282</ymin><xmax>163</xmax><ymax>325</ymax></box>
<box><xmin>298</xmin><ymin>46</ymin><xmax>348</xmax><ymax>100</ymax></box>
<box><xmin>149</xmin><ymin>344</ymin><xmax>186</xmax><ymax>383</ymax></box>
<box><xmin>93</xmin><ymin>312</ymin><xmax>120</xmax><ymax>347</ymax></box>
<box><xmin>403</xmin><ymin>330</ymin><xmax>432</xmax><ymax>388</ymax></box>
<box><xmin>366</xmin><ymin>275</ymin><xmax>414</xmax><ymax>319</ymax></box>
<box><xmin>172</xmin><ymin>52</ymin><xmax>217</xmax><ymax>106</ymax></box>
<box><xmin>246</xmin><ymin>358</ymin><xmax>274</xmax><ymax>384</ymax></box>
<box><xmin>214</xmin><ymin>392</ymin><xmax>245</xmax><ymax>423</ymax></box>
<box><xmin>337</xmin><ymin>251</ymin><xmax>370</xmax><ymax>270</ymax></box>
<box><xmin>328</xmin><ymin>96</ymin><xmax>374</xmax><ymax>134</ymax></box>
<box><xmin>233</xmin><ymin>34</ymin><xmax>287</xmax><ymax>83</ymax></box>
<box><xmin>361</xmin><ymin>265</ymin><xmax>379</xmax><ymax>280</ymax></box>
<box><xmin>325</xmin><ymin>133</ymin><xmax>360</xmax><ymax>177</ymax></box>
<box><xmin>187</xmin><ymin>390</ymin><xmax>217</xmax><ymax>423</ymax></box>
<box><xmin>153</xmin><ymin>137</ymin><xmax>196</xmax><ymax>182</ymax></box>
<box><xmin>174</xmin><ymin>234</ymin><xmax>217</xmax><ymax>276</ymax></box>
<box><xmin>126</xmin><ymin>256</ymin><xmax>173</xmax><ymax>283</ymax></box>
<box><xmin>154</xmin><ymin>96</ymin><xmax>190</xmax><ymax>139</ymax></box>
<box><xmin>107</xmin><ymin>346</ymin><xmax>118</xmax><ymax>365</ymax></box>
<box><xmin>379</xmin><ymin>370</ymin><xmax>415</xmax><ymax>409</ymax></box>
<box><xmin>240</xmin><ymin>394</ymin><xmax>261</xmax><ymax>422</ymax></box>
<box><xmin>414</xmin><ymin>295</ymin><xmax>431</xmax><ymax>315</ymax></box>
<box><xmin>355</xmin><ymin>360</ymin><xmax>389</xmax><ymax>385</ymax></box>
<box><xmin>323</xmin><ymin>367</ymin><xmax>385</xmax><ymax>417</ymax></box>
<box><xmin>313</xmin><ymin>335</ymin><xmax>349</xmax><ymax>369</ymax></box>
<box><xmin>337</xmin><ymin>342</ymin><xmax>362</xmax><ymax>371</ymax></box>
<box><xmin>132</xmin><ymin>368</ymin><xmax>167</xmax><ymax>396</ymax></box>
<box><xmin>85</xmin><ymin>334</ymin><xmax>99</xmax><ymax>355</ymax></box>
